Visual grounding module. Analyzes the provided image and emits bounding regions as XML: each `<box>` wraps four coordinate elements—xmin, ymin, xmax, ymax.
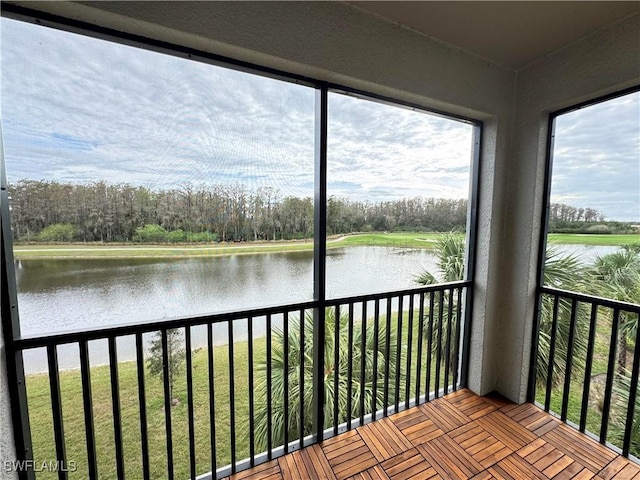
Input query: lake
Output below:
<box><xmin>16</xmin><ymin>246</ymin><xmax>440</xmax><ymax>372</ymax></box>
<box><xmin>15</xmin><ymin>244</ymin><xmax>618</xmax><ymax>373</ymax></box>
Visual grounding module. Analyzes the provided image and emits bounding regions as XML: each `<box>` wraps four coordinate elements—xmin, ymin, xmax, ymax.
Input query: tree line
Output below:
<box><xmin>8</xmin><ymin>179</ymin><xmax>468</xmax><ymax>243</ymax></box>
<box><xmin>8</xmin><ymin>179</ymin><xmax>617</xmax><ymax>243</ymax></box>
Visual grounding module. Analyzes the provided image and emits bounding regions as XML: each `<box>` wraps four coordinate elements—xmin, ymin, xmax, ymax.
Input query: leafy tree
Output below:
<box><xmin>37</xmin><ymin>223</ymin><xmax>76</xmax><ymax>242</ymax></box>
<box><xmin>134</xmin><ymin>224</ymin><xmax>168</xmax><ymax>243</ymax></box>
<box><xmin>147</xmin><ymin>329</ymin><xmax>186</xmax><ymax>404</ymax></box>
<box><xmin>254</xmin><ymin>308</ymin><xmax>402</xmax><ymax>450</ymax></box>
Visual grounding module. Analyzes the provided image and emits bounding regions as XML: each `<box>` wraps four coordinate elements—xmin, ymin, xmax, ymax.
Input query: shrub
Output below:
<box><xmin>37</xmin><ymin>223</ymin><xmax>76</xmax><ymax>242</ymax></box>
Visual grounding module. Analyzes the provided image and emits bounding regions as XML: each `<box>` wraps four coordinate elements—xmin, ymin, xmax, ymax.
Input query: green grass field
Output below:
<box><xmin>13</xmin><ymin>232</ymin><xmax>638</xmax><ymax>259</ymax></box>
<box><xmin>547</xmin><ymin>233</ymin><xmax>640</xmax><ymax>246</ymax></box>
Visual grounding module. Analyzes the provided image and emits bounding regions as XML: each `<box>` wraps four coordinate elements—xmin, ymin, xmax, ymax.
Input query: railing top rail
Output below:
<box><xmin>539</xmin><ymin>285</ymin><xmax>640</xmax><ymax>313</ymax></box>
<box><xmin>13</xmin><ymin>281</ymin><xmax>471</xmax><ymax>350</ymax></box>
<box><xmin>324</xmin><ymin>280</ymin><xmax>471</xmax><ymax>307</ymax></box>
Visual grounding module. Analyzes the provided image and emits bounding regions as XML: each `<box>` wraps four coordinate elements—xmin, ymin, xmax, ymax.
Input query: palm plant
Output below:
<box><xmin>415</xmin><ymin>235</ymin><xmax>590</xmax><ymax>388</ymax></box>
<box><xmin>610</xmin><ymin>370</ymin><xmax>640</xmax><ymax>458</ymax></box>
<box><xmin>414</xmin><ymin>232</ymin><xmax>464</xmax><ymax>368</ymax></box>
<box><xmin>254</xmin><ymin>308</ymin><xmax>402</xmax><ymax>451</ymax></box>
<box><xmin>536</xmin><ymin>247</ymin><xmax>590</xmax><ymax>387</ymax></box>
<box><xmin>590</xmin><ymin>247</ymin><xmax>640</xmax><ymax>372</ymax></box>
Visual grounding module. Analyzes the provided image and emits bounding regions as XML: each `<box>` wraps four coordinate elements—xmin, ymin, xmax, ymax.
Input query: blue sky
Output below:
<box><xmin>1</xmin><ymin>18</ymin><xmax>638</xmax><ymax>221</ymax></box>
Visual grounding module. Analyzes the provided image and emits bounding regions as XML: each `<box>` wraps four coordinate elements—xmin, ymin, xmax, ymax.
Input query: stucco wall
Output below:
<box><xmin>0</xmin><ymin>325</ymin><xmax>17</xmax><ymax>480</ymax></box>
<box><xmin>497</xmin><ymin>12</ymin><xmax>640</xmax><ymax>403</ymax></box>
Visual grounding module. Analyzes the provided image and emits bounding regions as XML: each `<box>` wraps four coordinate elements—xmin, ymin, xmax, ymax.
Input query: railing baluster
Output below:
<box><xmin>372</xmin><ymin>299</ymin><xmax>380</xmax><ymax>421</ymax></box>
<box><xmin>208</xmin><ymin>324</ymin><xmax>217</xmax><ymax>474</ymax></box>
<box><xmin>623</xmin><ymin>312</ymin><xmax>640</xmax><ymax>456</ymax></box>
<box><xmin>109</xmin><ymin>338</ymin><xmax>125</xmax><ymax>479</ymax></box>
<box><xmin>333</xmin><ymin>305</ymin><xmax>340</xmax><ymax>434</ymax></box>
<box><xmin>544</xmin><ymin>295</ymin><xmax>560</xmax><ymax>411</ymax></box>
<box><xmin>185</xmin><ymin>327</ymin><xmax>196</xmax><ymax>478</ymax></box>
<box><xmin>425</xmin><ymin>291</ymin><xmax>434</xmax><ymax>398</ymax></box>
<box><xmin>360</xmin><ymin>301</ymin><xmax>367</xmax><ymax>424</ymax></box>
<box><xmin>79</xmin><ymin>341</ymin><xmax>97</xmax><ymax>480</ymax></box>
<box><xmin>299</xmin><ymin>309</ymin><xmax>305</xmax><ymax>448</ymax></box>
<box><xmin>560</xmin><ymin>299</ymin><xmax>578</xmax><ymax>422</ymax></box>
<box><xmin>600</xmin><ymin>308</ymin><xmax>620</xmax><ymax>444</ymax></box>
<box><xmin>405</xmin><ymin>294</ymin><xmax>414</xmax><ymax>406</ymax></box>
<box><xmin>395</xmin><ymin>295</ymin><xmax>403</xmax><ymax>412</ymax></box>
<box><xmin>228</xmin><ymin>320</ymin><xmax>236</xmax><ymax>471</ymax></box>
<box><xmin>248</xmin><ymin>316</ymin><xmax>255</xmax><ymax>465</ymax></box>
<box><xmin>160</xmin><ymin>331</ymin><xmax>173</xmax><ymax>480</ymax></box>
<box><xmin>47</xmin><ymin>345</ymin><xmax>68</xmax><ymax>480</ymax></box>
<box><xmin>444</xmin><ymin>288</ymin><xmax>454</xmax><ymax>394</ymax></box>
<box><xmin>266</xmin><ymin>314</ymin><xmax>273</xmax><ymax>458</ymax></box>
<box><xmin>579</xmin><ymin>303</ymin><xmax>598</xmax><ymax>432</ymax></box>
<box><xmin>347</xmin><ymin>303</ymin><xmax>354</xmax><ymax>427</ymax></box>
<box><xmin>135</xmin><ymin>333</ymin><xmax>150</xmax><ymax>480</ymax></box>
<box><xmin>416</xmin><ymin>293</ymin><xmax>425</xmax><ymax>405</ymax></box>
<box><xmin>283</xmin><ymin>311</ymin><xmax>289</xmax><ymax>452</ymax></box>
<box><xmin>452</xmin><ymin>287</ymin><xmax>463</xmax><ymax>391</ymax></box>
<box><xmin>435</xmin><ymin>290</ymin><xmax>444</xmax><ymax>398</ymax></box>
<box><xmin>383</xmin><ymin>296</ymin><xmax>392</xmax><ymax>416</ymax></box>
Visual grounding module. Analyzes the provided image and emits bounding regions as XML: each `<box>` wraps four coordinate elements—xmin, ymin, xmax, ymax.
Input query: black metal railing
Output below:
<box><xmin>532</xmin><ymin>286</ymin><xmax>640</xmax><ymax>459</ymax></box>
<box><xmin>10</xmin><ymin>281</ymin><xmax>471</xmax><ymax>480</ymax></box>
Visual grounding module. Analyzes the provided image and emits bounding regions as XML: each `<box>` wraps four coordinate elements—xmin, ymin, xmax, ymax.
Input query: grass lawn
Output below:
<box><xmin>547</xmin><ymin>233</ymin><xmax>640</xmax><ymax>247</ymax></box>
<box><xmin>13</xmin><ymin>232</ymin><xmax>639</xmax><ymax>260</ymax></box>
<box><xmin>27</xmin><ymin>338</ymin><xmax>268</xmax><ymax>480</ymax></box>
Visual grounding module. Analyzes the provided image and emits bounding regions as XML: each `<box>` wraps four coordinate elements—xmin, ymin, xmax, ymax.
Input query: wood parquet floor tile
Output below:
<box><xmin>226</xmin><ymin>390</ymin><xmax>640</xmax><ymax>480</ymax></box>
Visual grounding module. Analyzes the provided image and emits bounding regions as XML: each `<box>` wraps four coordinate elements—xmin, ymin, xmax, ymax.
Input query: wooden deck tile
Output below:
<box><xmin>482</xmin><ymin>392</ymin><xmax>513</xmax><ymax>409</ymax></box>
<box><xmin>380</xmin><ymin>448</ymin><xmax>440</xmax><ymax>480</ymax></box>
<box><xmin>321</xmin><ymin>430</ymin><xmax>378</xmax><ymax>480</ymax></box>
<box><xmin>218</xmin><ymin>391</ymin><xmax>638</xmax><ymax>480</ymax></box>
<box><xmin>599</xmin><ymin>456</ymin><xmax>640</xmax><ymax>480</ymax></box>
<box><xmin>228</xmin><ymin>459</ymin><xmax>282</xmax><ymax>480</ymax></box>
<box><xmin>358</xmin><ymin>417</ymin><xmax>413</xmax><ymax>461</ymax></box>
<box><xmin>543</xmin><ymin>423</ymin><xmax>618</xmax><ymax>473</ymax></box>
<box><xmin>445</xmin><ymin>389</ymin><xmax>497</xmax><ymax>420</ymax></box>
<box><xmin>552</xmin><ymin>460</ymin><xmax>594</xmax><ymax>480</ymax></box>
<box><xmin>298</xmin><ymin>444</ymin><xmax>336</xmax><ymax>479</ymax></box>
<box><xmin>449</xmin><ymin>422</ymin><xmax>512</xmax><ymax>468</ymax></box>
<box><xmin>418</xmin><ymin>434</ymin><xmax>483</xmax><ymax>479</ymax></box>
<box><xmin>419</xmin><ymin>397</ymin><xmax>471</xmax><ymax>432</ymax></box>
<box><xmin>487</xmin><ymin>453</ymin><xmax>547</xmax><ymax>480</ymax></box>
<box><xmin>470</xmin><ymin>472</ymin><xmax>499</xmax><ymax>480</ymax></box>
<box><xmin>502</xmin><ymin>403</ymin><xmax>560</xmax><ymax>436</ymax></box>
<box><xmin>475</xmin><ymin>411</ymin><xmax>537</xmax><ymax>451</ymax></box>
<box><xmin>347</xmin><ymin>465</ymin><xmax>389</xmax><ymax>480</ymax></box>
<box><xmin>388</xmin><ymin>408</ymin><xmax>444</xmax><ymax>446</ymax></box>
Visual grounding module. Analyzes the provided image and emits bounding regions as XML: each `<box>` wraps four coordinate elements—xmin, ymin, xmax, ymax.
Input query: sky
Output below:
<box><xmin>1</xmin><ymin>18</ymin><xmax>638</xmax><ymax>221</ymax></box>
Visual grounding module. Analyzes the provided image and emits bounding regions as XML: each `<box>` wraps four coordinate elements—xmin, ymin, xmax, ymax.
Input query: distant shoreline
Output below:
<box><xmin>11</xmin><ymin>232</ymin><xmax>639</xmax><ymax>259</ymax></box>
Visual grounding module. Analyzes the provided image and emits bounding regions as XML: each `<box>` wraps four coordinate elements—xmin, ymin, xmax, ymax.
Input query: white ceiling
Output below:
<box><xmin>350</xmin><ymin>1</ymin><xmax>640</xmax><ymax>70</ymax></box>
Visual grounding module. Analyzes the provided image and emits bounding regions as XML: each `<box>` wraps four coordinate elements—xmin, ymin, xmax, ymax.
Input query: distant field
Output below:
<box><xmin>547</xmin><ymin>233</ymin><xmax>640</xmax><ymax>246</ymax></box>
<box><xmin>11</xmin><ymin>232</ymin><xmax>638</xmax><ymax>259</ymax></box>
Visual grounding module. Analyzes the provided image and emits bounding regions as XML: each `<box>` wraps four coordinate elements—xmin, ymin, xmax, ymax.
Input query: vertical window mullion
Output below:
<box><xmin>312</xmin><ymin>85</ymin><xmax>328</xmax><ymax>440</ymax></box>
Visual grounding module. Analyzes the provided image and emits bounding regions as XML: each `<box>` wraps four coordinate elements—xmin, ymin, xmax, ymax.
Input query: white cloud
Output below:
<box><xmin>551</xmin><ymin>92</ymin><xmax>640</xmax><ymax>221</ymax></box>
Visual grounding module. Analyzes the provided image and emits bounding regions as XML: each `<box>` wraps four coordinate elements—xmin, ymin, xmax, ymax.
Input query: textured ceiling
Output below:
<box><xmin>350</xmin><ymin>1</ymin><xmax>640</xmax><ymax>69</ymax></box>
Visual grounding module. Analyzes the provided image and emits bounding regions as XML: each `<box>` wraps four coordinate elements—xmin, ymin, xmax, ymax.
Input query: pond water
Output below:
<box><xmin>14</xmin><ymin>244</ymin><xmax>619</xmax><ymax>373</ymax></box>
<box><xmin>16</xmin><ymin>246</ymin><xmax>438</xmax><ymax>372</ymax></box>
